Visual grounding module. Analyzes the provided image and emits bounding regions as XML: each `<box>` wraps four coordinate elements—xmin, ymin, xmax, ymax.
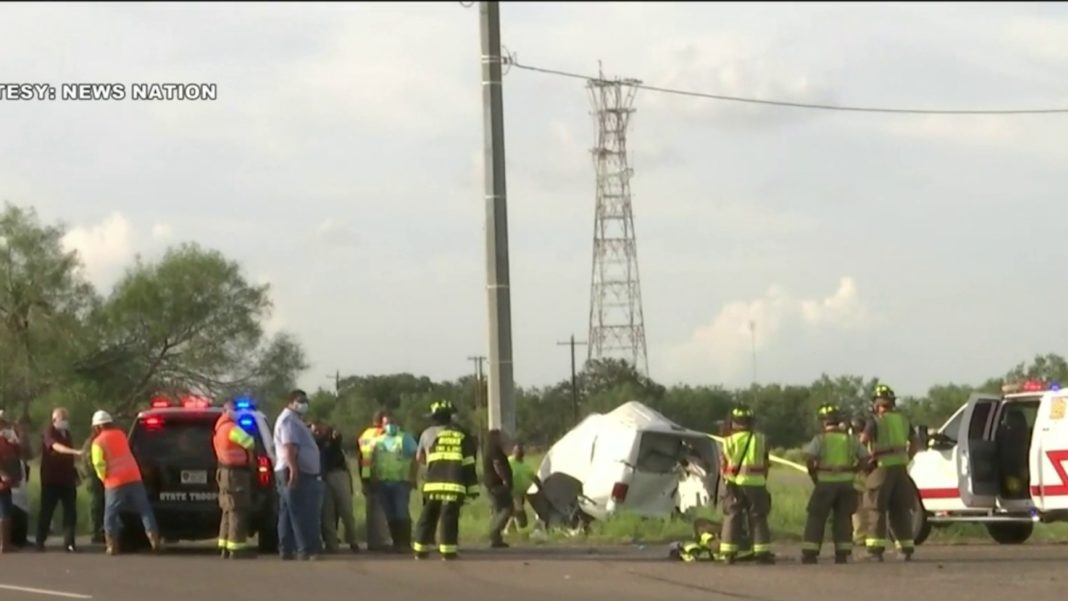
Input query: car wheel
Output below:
<box><xmin>985</xmin><ymin>522</ymin><xmax>1033</xmax><ymax>545</ymax></box>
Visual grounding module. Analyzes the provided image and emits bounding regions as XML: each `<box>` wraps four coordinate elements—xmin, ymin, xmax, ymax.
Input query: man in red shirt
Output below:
<box><xmin>36</xmin><ymin>408</ymin><xmax>83</xmax><ymax>552</ymax></box>
<box><xmin>0</xmin><ymin>410</ymin><xmax>26</xmax><ymax>554</ymax></box>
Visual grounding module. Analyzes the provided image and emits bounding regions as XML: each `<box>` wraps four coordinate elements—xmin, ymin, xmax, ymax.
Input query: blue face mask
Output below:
<box><xmin>384</xmin><ymin>423</ymin><xmax>398</xmax><ymax>436</ymax></box>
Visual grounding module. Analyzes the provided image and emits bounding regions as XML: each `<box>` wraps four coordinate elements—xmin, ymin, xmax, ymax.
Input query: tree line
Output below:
<box><xmin>308</xmin><ymin>354</ymin><xmax>1068</xmax><ymax>452</ymax></box>
<box><xmin>4</xmin><ymin>201</ymin><xmax>1065</xmax><ymax>450</ymax></box>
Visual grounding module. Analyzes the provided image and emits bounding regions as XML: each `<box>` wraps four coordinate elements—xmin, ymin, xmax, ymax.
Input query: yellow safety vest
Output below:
<box><xmin>815</xmin><ymin>432</ymin><xmax>855</xmax><ymax>483</ymax></box>
<box><xmin>872</xmin><ymin>412</ymin><xmax>910</xmax><ymax>467</ymax></box>
<box><xmin>723</xmin><ymin>430</ymin><xmax>768</xmax><ymax>487</ymax></box>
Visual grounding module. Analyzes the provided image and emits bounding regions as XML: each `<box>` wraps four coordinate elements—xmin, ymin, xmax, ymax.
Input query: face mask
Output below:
<box><xmin>384</xmin><ymin>423</ymin><xmax>398</xmax><ymax>436</ymax></box>
<box><xmin>55</xmin><ymin>420</ymin><xmax>70</xmax><ymax>431</ymax></box>
<box><xmin>293</xmin><ymin>401</ymin><xmax>309</xmax><ymax>415</ymax></box>
<box><xmin>0</xmin><ymin>429</ymin><xmax>16</xmax><ymax>443</ymax></box>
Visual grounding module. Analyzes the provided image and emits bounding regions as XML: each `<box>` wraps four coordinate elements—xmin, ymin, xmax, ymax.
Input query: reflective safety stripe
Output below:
<box><xmin>466</xmin><ymin>485</ymin><xmax>480</xmax><ymax>495</ymax></box>
<box><xmin>462</xmin><ymin>456</ymin><xmax>475</xmax><ymax>466</ymax></box>
<box><xmin>427</xmin><ymin>451</ymin><xmax>464</xmax><ymax>463</ymax></box>
<box><xmin>698</xmin><ymin>532</ymin><xmax>716</xmax><ymax>546</ymax></box>
<box><xmin>226</xmin><ymin>541</ymin><xmax>247</xmax><ymax>551</ymax></box>
<box><xmin>423</xmin><ymin>482</ymin><xmax>466</xmax><ymax>495</ymax></box>
<box><xmin>895</xmin><ymin>539</ymin><xmax>914</xmax><ymax>550</ymax></box>
<box><xmin>217</xmin><ymin>538</ymin><xmax>228</xmax><ymax>548</ymax></box>
<box><xmin>801</xmin><ymin>541</ymin><xmax>820</xmax><ymax>551</ymax></box>
<box><xmin>412</xmin><ymin>542</ymin><xmax>429</xmax><ymax>553</ymax></box>
<box><xmin>865</xmin><ymin>538</ymin><xmax>887</xmax><ymax>548</ymax></box>
<box><xmin>439</xmin><ymin>544</ymin><xmax>458</xmax><ymax>554</ymax></box>
<box><xmin>835</xmin><ymin>542</ymin><xmax>853</xmax><ymax>552</ymax></box>
<box><xmin>752</xmin><ymin>543</ymin><xmax>771</xmax><ymax>553</ymax></box>
<box><xmin>719</xmin><ymin>543</ymin><xmax>739</xmax><ymax>553</ymax></box>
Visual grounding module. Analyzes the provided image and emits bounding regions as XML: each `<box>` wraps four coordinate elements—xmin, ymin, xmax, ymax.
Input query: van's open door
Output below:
<box><xmin>956</xmin><ymin>393</ymin><xmax>1002</xmax><ymax>507</ymax></box>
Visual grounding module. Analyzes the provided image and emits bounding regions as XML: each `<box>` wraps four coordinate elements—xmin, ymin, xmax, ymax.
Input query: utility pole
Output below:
<box><xmin>326</xmin><ymin>370</ymin><xmax>341</xmax><ymax>396</ymax></box>
<box><xmin>749</xmin><ymin>320</ymin><xmax>757</xmax><ymax>385</ymax></box>
<box><xmin>467</xmin><ymin>355</ymin><xmax>487</xmax><ymax>434</ymax></box>
<box><xmin>480</xmin><ymin>0</ymin><xmax>516</xmax><ymax>436</ymax></box>
<box><xmin>557</xmin><ymin>335</ymin><xmax>588</xmax><ymax>424</ymax></box>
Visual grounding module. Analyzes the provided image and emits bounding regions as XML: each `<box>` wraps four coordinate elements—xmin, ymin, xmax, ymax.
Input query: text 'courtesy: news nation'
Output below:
<box><xmin>0</xmin><ymin>83</ymin><xmax>217</xmax><ymax>101</ymax></box>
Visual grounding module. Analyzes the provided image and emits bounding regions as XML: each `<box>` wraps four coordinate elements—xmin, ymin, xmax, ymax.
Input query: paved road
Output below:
<box><xmin>1</xmin><ymin>543</ymin><xmax>1067</xmax><ymax>601</ymax></box>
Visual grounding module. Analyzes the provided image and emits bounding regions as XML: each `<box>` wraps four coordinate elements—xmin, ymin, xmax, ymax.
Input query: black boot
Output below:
<box><xmin>834</xmin><ymin>551</ymin><xmax>849</xmax><ymax>565</ymax></box>
<box><xmin>801</xmin><ymin>551</ymin><xmax>818</xmax><ymax>565</ymax></box>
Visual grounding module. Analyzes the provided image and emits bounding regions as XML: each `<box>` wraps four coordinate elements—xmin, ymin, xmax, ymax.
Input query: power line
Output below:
<box><xmin>504</xmin><ymin>57</ymin><xmax>1068</xmax><ymax>116</ymax></box>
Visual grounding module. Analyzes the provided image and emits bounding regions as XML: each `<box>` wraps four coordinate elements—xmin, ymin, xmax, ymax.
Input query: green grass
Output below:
<box><xmin>22</xmin><ymin>456</ymin><xmax>1068</xmax><ymax>547</ymax></box>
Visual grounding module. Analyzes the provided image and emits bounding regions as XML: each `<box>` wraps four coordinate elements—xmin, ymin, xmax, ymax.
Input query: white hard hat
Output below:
<box><xmin>91</xmin><ymin>410</ymin><xmax>114</xmax><ymax>426</ymax></box>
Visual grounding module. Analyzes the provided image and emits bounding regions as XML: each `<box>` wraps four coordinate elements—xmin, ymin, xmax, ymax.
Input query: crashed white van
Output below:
<box><xmin>527</xmin><ymin>401</ymin><xmax>720</xmax><ymax>528</ymax></box>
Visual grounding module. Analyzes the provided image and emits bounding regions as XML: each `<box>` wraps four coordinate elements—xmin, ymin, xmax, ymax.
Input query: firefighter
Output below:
<box><xmin>213</xmin><ymin>399</ymin><xmax>256</xmax><ymax>559</ymax></box>
<box><xmin>669</xmin><ymin>518</ymin><xmax>719</xmax><ymax>562</ymax></box>
<box><xmin>412</xmin><ymin>400</ymin><xmax>478</xmax><ymax>560</ymax></box>
<box><xmin>719</xmin><ymin>405</ymin><xmax>774</xmax><ymax>565</ymax></box>
<box><xmin>848</xmin><ymin>417</ymin><xmax>871</xmax><ymax>545</ymax></box>
<box><xmin>801</xmin><ymin>404</ymin><xmax>869</xmax><ymax>565</ymax></box>
<box><xmin>860</xmin><ymin>384</ymin><xmax>920</xmax><ymax>562</ymax></box>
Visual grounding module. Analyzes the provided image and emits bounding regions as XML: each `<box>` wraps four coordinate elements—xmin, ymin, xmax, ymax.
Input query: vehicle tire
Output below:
<box><xmin>985</xmin><ymin>522</ymin><xmax>1033</xmax><ymax>545</ymax></box>
<box><xmin>911</xmin><ymin>508</ymin><xmax>931</xmax><ymax>546</ymax></box>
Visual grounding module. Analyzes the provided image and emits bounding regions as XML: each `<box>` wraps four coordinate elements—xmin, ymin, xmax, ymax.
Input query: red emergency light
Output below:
<box><xmin>149</xmin><ymin>396</ymin><xmax>174</xmax><ymax>409</ymax></box>
<box><xmin>1021</xmin><ymin>380</ymin><xmax>1046</xmax><ymax>392</ymax></box>
<box><xmin>141</xmin><ymin>416</ymin><xmax>165</xmax><ymax>431</ymax></box>
<box><xmin>257</xmin><ymin>455</ymin><xmax>271</xmax><ymax>487</ymax></box>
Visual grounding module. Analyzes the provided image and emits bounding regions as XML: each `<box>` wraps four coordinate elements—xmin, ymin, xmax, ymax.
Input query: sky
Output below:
<box><xmin>2</xmin><ymin>2</ymin><xmax>1068</xmax><ymax>397</ymax></box>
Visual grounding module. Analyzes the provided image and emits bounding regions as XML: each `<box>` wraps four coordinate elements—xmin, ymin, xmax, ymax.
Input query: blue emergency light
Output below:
<box><xmin>234</xmin><ymin>397</ymin><xmax>255</xmax><ymax>410</ymax></box>
<box><xmin>238</xmin><ymin>416</ymin><xmax>255</xmax><ymax>429</ymax></box>
<box><xmin>1051</xmin><ymin>382</ymin><xmax>1061</xmax><ymax>391</ymax></box>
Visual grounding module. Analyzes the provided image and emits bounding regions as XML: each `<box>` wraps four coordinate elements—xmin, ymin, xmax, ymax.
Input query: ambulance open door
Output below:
<box><xmin>956</xmin><ymin>394</ymin><xmax>1001</xmax><ymax>508</ymax></box>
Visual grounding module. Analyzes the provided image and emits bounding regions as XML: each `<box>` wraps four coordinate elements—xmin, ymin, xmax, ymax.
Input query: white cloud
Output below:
<box><xmin>661</xmin><ymin>277</ymin><xmax>872</xmax><ymax>384</ymax></box>
<box><xmin>61</xmin><ymin>212</ymin><xmax>133</xmax><ymax>288</ymax></box>
<box><xmin>151</xmin><ymin>223</ymin><xmax>174</xmax><ymax>240</ymax></box>
<box><xmin>1003</xmin><ymin>17</ymin><xmax>1068</xmax><ymax>66</ymax></box>
<box><xmin>313</xmin><ymin>218</ymin><xmax>358</xmax><ymax>248</ymax></box>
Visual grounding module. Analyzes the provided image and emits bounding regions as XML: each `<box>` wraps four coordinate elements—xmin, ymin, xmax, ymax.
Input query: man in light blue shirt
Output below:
<box><xmin>273</xmin><ymin>389</ymin><xmax>323</xmax><ymax>560</ymax></box>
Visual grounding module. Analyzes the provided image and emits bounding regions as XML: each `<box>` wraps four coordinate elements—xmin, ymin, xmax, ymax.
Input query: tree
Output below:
<box><xmin>0</xmin><ymin>203</ymin><xmax>97</xmax><ymax>418</ymax></box>
<box><xmin>1005</xmin><ymin>353</ymin><xmax>1068</xmax><ymax>385</ymax></box>
<box><xmin>81</xmin><ymin>242</ymin><xmax>295</xmax><ymax>416</ymax></box>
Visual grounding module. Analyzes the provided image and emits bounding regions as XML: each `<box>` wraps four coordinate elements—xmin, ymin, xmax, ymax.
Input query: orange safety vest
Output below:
<box><xmin>213</xmin><ymin>414</ymin><xmax>252</xmax><ymax>468</ymax></box>
<box><xmin>95</xmin><ymin>429</ymin><xmax>142</xmax><ymax>489</ymax></box>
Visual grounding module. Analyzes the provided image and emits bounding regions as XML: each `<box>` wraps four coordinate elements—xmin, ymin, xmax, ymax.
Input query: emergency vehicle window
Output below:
<box><xmin>968</xmin><ymin>402</ymin><xmax>994</xmax><ymax>440</ymax></box>
<box><xmin>131</xmin><ymin>421</ymin><xmax>215</xmax><ymax>463</ymax></box>
<box><xmin>998</xmin><ymin>401</ymin><xmax>1039</xmax><ymax>432</ymax></box>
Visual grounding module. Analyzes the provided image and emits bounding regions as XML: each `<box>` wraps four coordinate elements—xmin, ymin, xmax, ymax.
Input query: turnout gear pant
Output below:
<box><xmin>88</xmin><ymin>474</ymin><xmax>105</xmax><ymax>542</ymax></box>
<box><xmin>413</xmin><ymin>495</ymin><xmax>461</xmax><ymax>556</ymax></box>
<box><xmin>217</xmin><ymin>467</ymin><xmax>252</xmax><ymax>553</ymax></box>
<box><xmin>720</xmin><ymin>483</ymin><xmax>771</xmax><ymax>557</ymax></box>
<box><xmin>803</xmin><ymin>482</ymin><xmax>858</xmax><ymax>557</ymax></box>
<box><xmin>322</xmin><ymin>470</ymin><xmax>358</xmax><ymax>551</ymax></box>
<box><xmin>864</xmin><ymin>465</ymin><xmax>914</xmax><ymax>554</ymax></box>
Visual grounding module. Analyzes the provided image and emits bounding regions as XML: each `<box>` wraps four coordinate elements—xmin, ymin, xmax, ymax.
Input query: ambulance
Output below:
<box><xmin>908</xmin><ymin>380</ymin><xmax>1068</xmax><ymax>545</ymax></box>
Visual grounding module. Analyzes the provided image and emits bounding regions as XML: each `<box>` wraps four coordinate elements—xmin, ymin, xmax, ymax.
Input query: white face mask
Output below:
<box><xmin>292</xmin><ymin>401</ymin><xmax>309</xmax><ymax>415</ymax></box>
<box><xmin>0</xmin><ymin>428</ymin><xmax>16</xmax><ymax>443</ymax></box>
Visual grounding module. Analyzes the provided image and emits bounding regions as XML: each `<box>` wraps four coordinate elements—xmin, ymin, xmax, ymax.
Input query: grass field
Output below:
<box><xmin>22</xmin><ymin>456</ymin><xmax>1068</xmax><ymax>548</ymax></box>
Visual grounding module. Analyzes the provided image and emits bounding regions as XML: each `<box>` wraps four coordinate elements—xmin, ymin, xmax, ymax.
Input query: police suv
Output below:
<box><xmin>909</xmin><ymin>380</ymin><xmax>1068</xmax><ymax>545</ymax></box>
<box><xmin>121</xmin><ymin>394</ymin><xmax>278</xmax><ymax>551</ymax></box>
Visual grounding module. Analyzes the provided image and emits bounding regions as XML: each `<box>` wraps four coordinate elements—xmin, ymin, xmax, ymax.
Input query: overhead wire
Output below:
<box><xmin>503</xmin><ymin>55</ymin><xmax>1068</xmax><ymax>116</ymax></box>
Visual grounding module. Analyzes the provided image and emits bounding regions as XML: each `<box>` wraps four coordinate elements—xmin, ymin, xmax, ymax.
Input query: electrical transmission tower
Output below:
<box><xmin>586</xmin><ymin>67</ymin><xmax>649</xmax><ymax>376</ymax></box>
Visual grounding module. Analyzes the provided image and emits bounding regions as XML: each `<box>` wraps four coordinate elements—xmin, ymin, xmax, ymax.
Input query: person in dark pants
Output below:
<box><xmin>482</xmin><ymin>429</ymin><xmax>513</xmax><ymax>549</ymax></box>
<box><xmin>36</xmin><ymin>408</ymin><xmax>84</xmax><ymax>552</ymax></box>
<box><xmin>82</xmin><ymin>432</ymin><xmax>105</xmax><ymax>544</ymax></box>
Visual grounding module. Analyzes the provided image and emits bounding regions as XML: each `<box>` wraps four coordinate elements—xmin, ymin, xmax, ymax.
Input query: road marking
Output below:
<box><xmin>0</xmin><ymin>585</ymin><xmax>92</xmax><ymax>599</ymax></box>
